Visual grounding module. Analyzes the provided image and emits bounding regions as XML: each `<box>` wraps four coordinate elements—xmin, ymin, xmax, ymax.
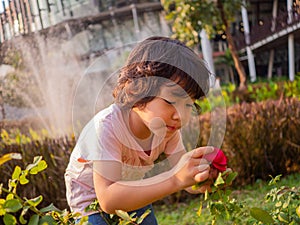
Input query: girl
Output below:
<box><xmin>65</xmin><ymin>36</ymin><xmax>215</xmax><ymax>224</ymax></box>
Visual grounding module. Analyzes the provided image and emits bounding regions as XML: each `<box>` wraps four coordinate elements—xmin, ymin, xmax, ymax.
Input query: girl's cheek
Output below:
<box><xmin>181</xmin><ymin>113</ymin><xmax>192</xmax><ymax>126</ymax></box>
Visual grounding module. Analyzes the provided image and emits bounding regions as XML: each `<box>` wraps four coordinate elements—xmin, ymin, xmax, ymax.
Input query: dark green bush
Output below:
<box><xmin>198</xmin><ymin>97</ymin><xmax>300</xmax><ymax>185</ymax></box>
<box><xmin>0</xmin><ymin>97</ymin><xmax>299</xmax><ymax>209</ymax></box>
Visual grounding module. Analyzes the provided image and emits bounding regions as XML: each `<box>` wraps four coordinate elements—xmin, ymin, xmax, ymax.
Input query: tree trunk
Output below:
<box><xmin>217</xmin><ymin>0</ymin><xmax>247</xmax><ymax>90</ymax></box>
<box><xmin>0</xmin><ymin>92</ymin><xmax>6</xmax><ymax>120</ymax></box>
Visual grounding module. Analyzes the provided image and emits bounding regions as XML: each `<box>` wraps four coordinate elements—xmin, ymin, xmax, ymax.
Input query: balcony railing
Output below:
<box><xmin>0</xmin><ymin>0</ymin><xmax>161</xmax><ymax>43</ymax></box>
<box><xmin>234</xmin><ymin>8</ymin><xmax>300</xmax><ymax>51</ymax></box>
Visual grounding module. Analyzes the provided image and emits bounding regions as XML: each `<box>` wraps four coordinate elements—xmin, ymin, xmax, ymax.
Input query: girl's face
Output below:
<box><xmin>130</xmin><ymin>83</ymin><xmax>195</xmax><ymax>139</ymax></box>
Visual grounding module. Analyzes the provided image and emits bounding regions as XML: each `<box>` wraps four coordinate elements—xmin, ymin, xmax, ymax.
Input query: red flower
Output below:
<box><xmin>203</xmin><ymin>148</ymin><xmax>227</xmax><ymax>172</ymax></box>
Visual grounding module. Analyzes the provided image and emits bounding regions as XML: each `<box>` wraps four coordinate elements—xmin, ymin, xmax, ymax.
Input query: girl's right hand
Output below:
<box><xmin>171</xmin><ymin>146</ymin><xmax>214</xmax><ymax>190</ymax></box>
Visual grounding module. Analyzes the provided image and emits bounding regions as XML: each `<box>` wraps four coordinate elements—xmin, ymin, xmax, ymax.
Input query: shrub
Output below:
<box><xmin>198</xmin><ymin>75</ymin><xmax>300</xmax><ymax>113</ymax></box>
<box><xmin>0</xmin><ymin>97</ymin><xmax>299</xmax><ymax>209</ymax></box>
<box><xmin>198</xmin><ymin>98</ymin><xmax>300</xmax><ymax>185</ymax></box>
<box><xmin>0</xmin><ymin>130</ymin><xmax>75</xmax><ymax>210</ymax></box>
<box><xmin>199</xmin><ymin>174</ymin><xmax>300</xmax><ymax>224</ymax></box>
<box><xmin>0</xmin><ymin>154</ymin><xmax>88</xmax><ymax>225</ymax></box>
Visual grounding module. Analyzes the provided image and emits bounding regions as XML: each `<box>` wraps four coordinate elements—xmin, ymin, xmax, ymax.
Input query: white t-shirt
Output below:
<box><xmin>64</xmin><ymin>104</ymin><xmax>184</xmax><ymax>215</ymax></box>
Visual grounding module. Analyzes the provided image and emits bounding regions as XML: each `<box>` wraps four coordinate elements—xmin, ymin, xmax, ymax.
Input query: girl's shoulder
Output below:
<box><xmin>93</xmin><ymin>104</ymin><xmax>127</xmax><ymax>128</ymax></box>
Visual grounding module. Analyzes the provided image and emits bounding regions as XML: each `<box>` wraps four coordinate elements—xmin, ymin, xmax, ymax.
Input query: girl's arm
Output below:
<box><xmin>93</xmin><ymin>146</ymin><xmax>213</xmax><ymax>214</ymax></box>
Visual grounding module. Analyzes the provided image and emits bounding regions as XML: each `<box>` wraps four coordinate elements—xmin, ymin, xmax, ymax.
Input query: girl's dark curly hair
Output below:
<box><xmin>113</xmin><ymin>36</ymin><xmax>213</xmax><ymax>111</ymax></box>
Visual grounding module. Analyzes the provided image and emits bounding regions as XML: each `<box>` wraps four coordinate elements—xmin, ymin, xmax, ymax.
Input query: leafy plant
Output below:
<box><xmin>263</xmin><ymin>175</ymin><xmax>300</xmax><ymax>224</ymax></box>
<box><xmin>0</xmin><ymin>153</ymin><xmax>22</xmax><ymax>165</ymax></box>
<box><xmin>195</xmin><ymin>173</ymin><xmax>300</xmax><ymax>225</ymax></box>
<box><xmin>0</xmin><ymin>155</ymin><xmax>88</xmax><ymax>225</ymax></box>
<box><xmin>85</xmin><ymin>199</ymin><xmax>151</xmax><ymax>225</ymax></box>
<box><xmin>0</xmin><ymin>129</ymin><xmax>75</xmax><ymax>210</ymax></box>
<box><xmin>284</xmin><ymin>75</ymin><xmax>300</xmax><ymax>98</ymax></box>
<box><xmin>197</xmin><ymin>170</ymin><xmax>244</xmax><ymax>225</ymax></box>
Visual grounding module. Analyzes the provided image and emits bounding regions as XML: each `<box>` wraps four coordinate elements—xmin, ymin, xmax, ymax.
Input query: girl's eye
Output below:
<box><xmin>163</xmin><ymin>99</ymin><xmax>176</xmax><ymax>105</ymax></box>
<box><xmin>186</xmin><ymin>104</ymin><xmax>193</xmax><ymax>108</ymax></box>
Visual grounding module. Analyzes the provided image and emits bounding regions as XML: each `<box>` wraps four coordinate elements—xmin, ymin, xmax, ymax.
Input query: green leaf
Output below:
<box><xmin>6</xmin><ymin>193</ymin><xmax>14</xmax><ymax>200</ymax></box>
<box><xmin>196</xmin><ymin>201</ymin><xmax>203</xmax><ymax>217</ymax></box>
<box><xmin>3</xmin><ymin>213</ymin><xmax>17</xmax><ymax>225</ymax></box>
<box><xmin>26</xmin><ymin>156</ymin><xmax>42</xmax><ymax>171</ymax></box>
<box><xmin>20</xmin><ymin>171</ymin><xmax>29</xmax><ymax>185</ymax></box>
<box><xmin>3</xmin><ymin>199</ymin><xmax>22</xmax><ymax>213</ymax></box>
<box><xmin>136</xmin><ymin>209</ymin><xmax>151</xmax><ymax>224</ymax></box>
<box><xmin>28</xmin><ymin>214</ymin><xmax>39</xmax><ymax>225</ymax></box>
<box><xmin>26</xmin><ymin>196</ymin><xmax>43</xmax><ymax>207</ymax></box>
<box><xmin>38</xmin><ymin>215</ymin><xmax>55</xmax><ymax>224</ymax></box>
<box><xmin>115</xmin><ymin>210</ymin><xmax>131</xmax><ymax>221</ymax></box>
<box><xmin>278</xmin><ymin>212</ymin><xmax>289</xmax><ymax>223</ymax></box>
<box><xmin>275</xmin><ymin>201</ymin><xmax>282</xmax><ymax>207</ymax></box>
<box><xmin>296</xmin><ymin>205</ymin><xmax>300</xmax><ymax>218</ymax></box>
<box><xmin>29</xmin><ymin>160</ymin><xmax>47</xmax><ymax>175</ymax></box>
<box><xmin>214</xmin><ymin>172</ymin><xmax>225</xmax><ymax>187</ymax></box>
<box><xmin>12</xmin><ymin>166</ymin><xmax>22</xmax><ymax>179</ymax></box>
<box><xmin>204</xmin><ymin>189</ymin><xmax>209</xmax><ymax>201</ymax></box>
<box><xmin>40</xmin><ymin>203</ymin><xmax>61</xmax><ymax>213</ymax></box>
<box><xmin>268</xmin><ymin>174</ymin><xmax>282</xmax><ymax>185</ymax></box>
<box><xmin>250</xmin><ymin>207</ymin><xmax>274</xmax><ymax>224</ymax></box>
<box><xmin>19</xmin><ymin>206</ymin><xmax>30</xmax><ymax>224</ymax></box>
<box><xmin>225</xmin><ymin>171</ymin><xmax>238</xmax><ymax>185</ymax></box>
<box><xmin>8</xmin><ymin>179</ymin><xmax>17</xmax><ymax>190</ymax></box>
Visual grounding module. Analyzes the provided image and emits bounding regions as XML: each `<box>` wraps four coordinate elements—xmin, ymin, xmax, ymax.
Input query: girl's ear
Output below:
<box><xmin>137</xmin><ymin>103</ymin><xmax>147</xmax><ymax>111</ymax></box>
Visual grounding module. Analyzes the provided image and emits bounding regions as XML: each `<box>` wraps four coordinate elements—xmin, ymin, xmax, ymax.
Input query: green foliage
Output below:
<box><xmin>248</xmin><ymin>81</ymin><xmax>279</xmax><ymax>102</ymax></box>
<box><xmin>0</xmin><ymin>155</ymin><xmax>88</xmax><ymax>225</ymax></box>
<box><xmin>0</xmin><ymin>154</ymin><xmax>151</xmax><ymax>225</ymax></box>
<box><xmin>263</xmin><ymin>175</ymin><xmax>300</xmax><ymax>224</ymax></box>
<box><xmin>0</xmin><ymin>77</ymin><xmax>299</xmax><ymax>223</ymax></box>
<box><xmin>154</xmin><ymin>174</ymin><xmax>300</xmax><ymax>224</ymax></box>
<box><xmin>162</xmin><ymin>0</ymin><xmax>244</xmax><ymax>45</ymax></box>
<box><xmin>115</xmin><ymin>209</ymin><xmax>151</xmax><ymax>225</ymax></box>
<box><xmin>196</xmin><ymin>97</ymin><xmax>300</xmax><ymax>185</ymax></box>
<box><xmin>196</xmin><ymin>88</ymin><xmax>231</xmax><ymax>113</ymax></box>
<box><xmin>196</xmin><ymin>170</ymin><xmax>246</xmax><ymax>225</ymax></box>
<box><xmin>85</xmin><ymin>199</ymin><xmax>151</xmax><ymax>225</ymax></box>
<box><xmin>284</xmin><ymin>75</ymin><xmax>300</xmax><ymax>98</ymax></box>
<box><xmin>0</xmin><ymin>129</ymin><xmax>75</xmax><ymax>210</ymax></box>
<box><xmin>197</xmin><ymin>77</ymin><xmax>300</xmax><ymax>114</ymax></box>
<box><xmin>187</xmin><ymin>173</ymin><xmax>300</xmax><ymax>225</ymax></box>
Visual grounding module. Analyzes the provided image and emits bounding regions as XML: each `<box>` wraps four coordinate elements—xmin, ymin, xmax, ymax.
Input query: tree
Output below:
<box><xmin>162</xmin><ymin>0</ymin><xmax>247</xmax><ymax>90</ymax></box>
<box><xmin>215</xmin><ymin>48</ymin><xmax>235</xmax><ymax>84</ymax></box>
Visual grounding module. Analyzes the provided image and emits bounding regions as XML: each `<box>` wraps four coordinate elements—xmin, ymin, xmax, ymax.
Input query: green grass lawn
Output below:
<box><xmin>154</xmin><ymin>173</ymin><xmax>300</xmax><ymax>225</ymax></box>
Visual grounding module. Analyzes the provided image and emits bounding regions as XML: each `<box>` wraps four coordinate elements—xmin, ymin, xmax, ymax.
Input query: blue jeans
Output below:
<box><xmin>86</xmin><ymin>205</ymin><xmax>158</xmax><ymax>225</ymax></box>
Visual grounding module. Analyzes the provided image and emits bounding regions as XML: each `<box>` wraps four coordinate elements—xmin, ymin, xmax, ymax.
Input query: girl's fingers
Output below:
<box><xmin>194</xmin><ymin>169</ymin><xmax>210</xmax><ymax>183</ymax></box>
<box><xmin>196</xmin><ymin>164</ymin><xmax>210</xmax><ymax>172</ymax></box>
<box><xmin>191</xmin><ymin>146</ymin><xmax>214</xmax><ymax>159</ymax></box>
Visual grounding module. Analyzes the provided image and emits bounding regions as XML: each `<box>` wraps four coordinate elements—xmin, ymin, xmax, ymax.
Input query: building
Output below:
<box><xmin>0</xmin><ymin>0</ymin><xmax>170</xmax><ymax>58</ymax></box>
<box><xmin>212</xmin><ymin>0</ymin><xmax>300</xmax><ymax>83</ymax></box>
<box><xmin>0</xmin><ymin>0</ymin><xmax>299</xmax><ymax>83</ymax></box>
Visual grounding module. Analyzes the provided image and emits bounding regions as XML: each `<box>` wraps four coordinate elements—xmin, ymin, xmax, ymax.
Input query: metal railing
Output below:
<box><xmin>0</xmin><ymin>0</ymin><xmax>161</xmax><ymax>43</ymax></box>
<box><xmin>0</xmin><ymin>0</ymin><xmax>87</xmax><ymax>42</ymax></box>
<box><xmin>234</xmin><ymin>8</ymin><xmax>300</xmax><ymax>51</ymax></box>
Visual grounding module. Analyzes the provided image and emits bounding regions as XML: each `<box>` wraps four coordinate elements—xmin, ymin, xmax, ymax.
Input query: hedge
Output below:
<box><xmin>0</xmin><ymin>97</ymin><xmax>299</xmax><ymax>208</ymax></box>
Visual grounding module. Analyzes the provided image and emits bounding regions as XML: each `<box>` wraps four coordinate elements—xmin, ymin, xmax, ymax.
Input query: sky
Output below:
<box><xmin>0</xmin><ymin>0</ymin><xmax>10</xmax><ymax>14</ymax></box>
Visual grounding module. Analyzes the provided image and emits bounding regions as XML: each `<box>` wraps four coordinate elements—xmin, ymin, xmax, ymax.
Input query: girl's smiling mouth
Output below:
<box><xmin>166</xmin><ymin>125</ymin><xmax>179</xmax><ymax>131</ymax></box>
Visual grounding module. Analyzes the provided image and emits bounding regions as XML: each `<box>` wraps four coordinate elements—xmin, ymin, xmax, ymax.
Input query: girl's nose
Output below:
<box><xmin>171</xmin><ymin>109</ymin><xmax>180</xmax><ymax>120</ymax></box>
<box><xmin>171</xmin><ymin>105</ymin><xmax>185</xmax><ymax>121</ymax></box>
